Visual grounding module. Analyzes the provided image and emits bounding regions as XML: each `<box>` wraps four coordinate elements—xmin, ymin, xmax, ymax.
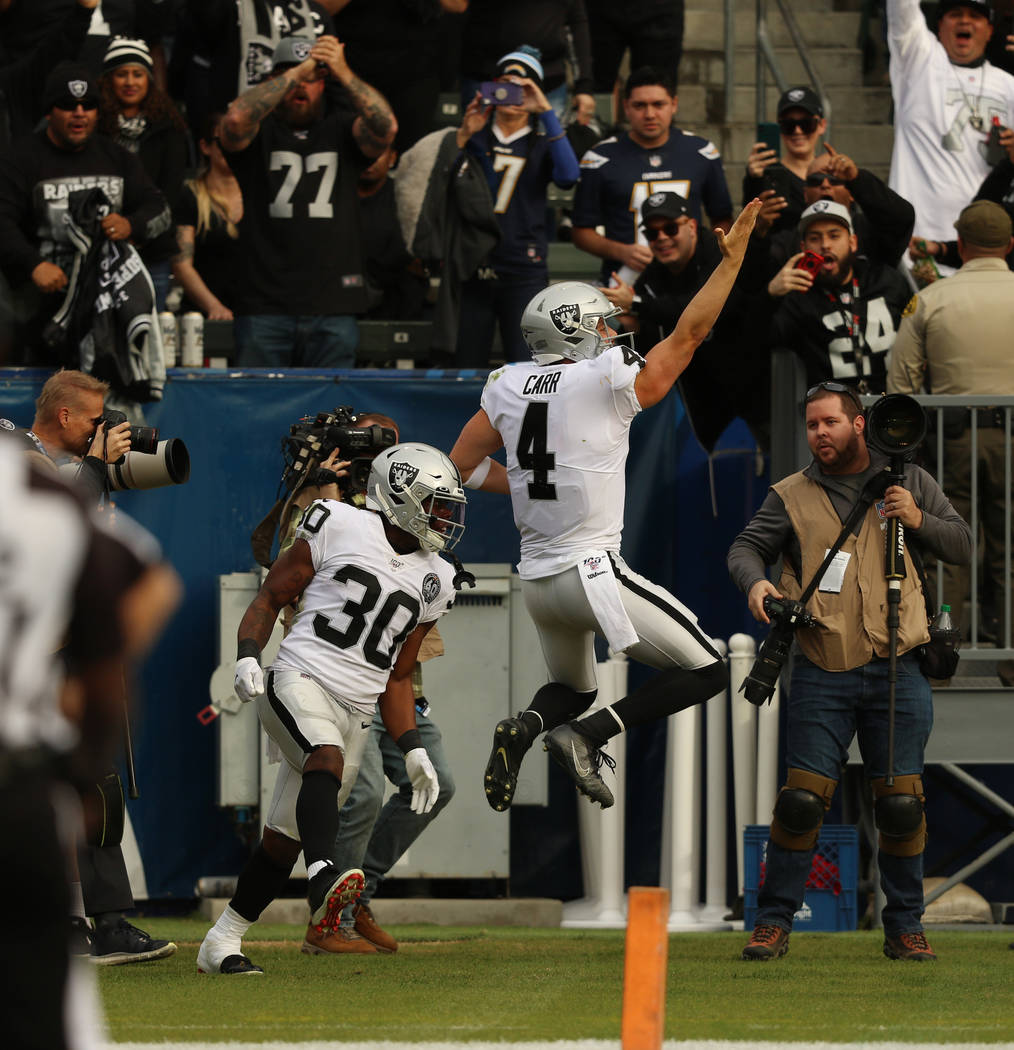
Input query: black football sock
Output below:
<box><xmin>574</xmin><ymin>662</ymin><xmax>729</xmax><ymax>744</ymax></box>
<box><xmin>230</xmin><ymin>843</ymin><xmax>295</xmax><ymax>923</ymax></box>
<box><xmin>524</xmin><ymin>682</ymin><xmax>597</xmax><ymax>736</ymax></box>
<box><xmin>296</xmin><ymin>768</ymin><xmax>342</xmax><ymax>868</ymax></box>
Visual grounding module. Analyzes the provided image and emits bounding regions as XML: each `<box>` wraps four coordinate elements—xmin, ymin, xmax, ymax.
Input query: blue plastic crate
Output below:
<box><xmin>743</xmin><ymin>824</ymin><xmax>859</xmax><ymax>931</ymax></box>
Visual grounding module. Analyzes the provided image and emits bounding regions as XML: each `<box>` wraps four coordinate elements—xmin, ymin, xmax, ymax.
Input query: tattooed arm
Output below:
<box><xmin>310</xmin><ymin>34</ymin><xmax>397</xmax><ymax>158</ymax></box>
<box><xmin>237</xmin><ymin>538</ymin><xmax>316</xmax><ymax>651</ymax></box>
<box><xmin>219</xmin><ymin>59</ymin><xmax>317</xmax><ymax>153</ymax></box>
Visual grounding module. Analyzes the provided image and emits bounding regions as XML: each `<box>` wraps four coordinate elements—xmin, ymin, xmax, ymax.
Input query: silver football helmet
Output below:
<box><xmin>520</xmin><ymin>281</ymin><xmax>623</xmax><ymax>365</ymax></box>
<box><xmin>366</xmin><ymin>443</ymin><xmax>466</xmax><ymax>553</ymax></box>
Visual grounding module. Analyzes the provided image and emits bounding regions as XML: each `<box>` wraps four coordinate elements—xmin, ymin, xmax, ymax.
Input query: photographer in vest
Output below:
<box><xmin>727</xmin><ymin>382</ymin><xmax>970</xmax><ymax>963</ymax></box>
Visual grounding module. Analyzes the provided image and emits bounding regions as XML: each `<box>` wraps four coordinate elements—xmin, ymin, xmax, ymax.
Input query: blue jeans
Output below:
<box><xmin>333</xmin><ymin>707</ymin><xmax>455</xmax><ymax>925</ymax></box>
<box><xmin>456</xmin><ymin>273</ymin><xmax>546</xmax><ymax>367</ymax></box>
<box><xmin>756</xmin><ymin>652</ymin><xmax>933</xmax><ymax>937</ymax></box>
<box><xmin>233</xmin><ymin>314</ymin><xmax>358</xmax><ymax>368</ymax></box>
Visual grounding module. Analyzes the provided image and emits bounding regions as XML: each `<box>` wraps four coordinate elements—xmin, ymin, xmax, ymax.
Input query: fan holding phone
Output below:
<box><xmin>744</xmin><ymin>86</ymin><xmax>827</xmax><ymax>239</ymax></box>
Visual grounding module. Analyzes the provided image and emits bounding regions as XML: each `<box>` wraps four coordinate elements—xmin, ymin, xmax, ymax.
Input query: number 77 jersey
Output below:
<box><xmin>273</xmin><ymin>500</ymin><xmax>457</xmax><ymax>713</ymax></box>
<box><xmin>480</xmin><ymin>345</ymin><xmax>645</xmax><ymax>581</ymax></box>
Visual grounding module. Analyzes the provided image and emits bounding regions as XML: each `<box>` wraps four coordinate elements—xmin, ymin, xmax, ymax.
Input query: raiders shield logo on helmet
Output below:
<box><xmin>646</xmin><ymin>192</ymin><xmax>667</xmax><ymax>208</ymax></box>
<box><xmin>549</xmin><ymin>303</ymin><xmax>580</xmax><ymax>336</ymax></box>
<box><xmin>69</xmin><ymin>80</ymin><xmax>88</xmax><ymax>99</ymax></box>
<box><xmin>292</xmin><ymin>40</ymin><xmax>312</xmax><ymax>61</ymax></box>
<box><xmin>389</xmin><ymin>461</ymin><xmax>419</xmax><ymax>491</ymax></box>
<box><xmin>422</xmin><ymin>572</ymin><xmax>441</xmax><ymax>601</ymax></box>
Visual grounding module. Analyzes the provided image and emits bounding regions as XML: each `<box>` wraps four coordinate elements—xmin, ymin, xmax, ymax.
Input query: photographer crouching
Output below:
<box><xmin>727</xmin><ymin>381</ymin><xmax>970</xmax><ymax>963</ymax></box>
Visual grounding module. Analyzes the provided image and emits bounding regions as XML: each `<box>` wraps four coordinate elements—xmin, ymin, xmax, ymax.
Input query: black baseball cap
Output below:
<box><xmin>641</xmin><ymin>191</ymin><xmax>690</xmax><ymax>224</ymax></box>
<box><xmin>43</xmin><ymin>62</ymin><xmax>99</xmax><ymax>113</ymax></box>
<box><xmin>937</xmin><ymin>1</ymin><xmax>994</xmax><ymax>22</ymax></box>
<box><xmin>272</xmin><ymin>36</ymin><xmax>315</xmax><ymax>71</ymax></box>
<box><xmin>777</xmin><ymin>86</ymin><xmax>824</xmax><ymax>118</ymax></box>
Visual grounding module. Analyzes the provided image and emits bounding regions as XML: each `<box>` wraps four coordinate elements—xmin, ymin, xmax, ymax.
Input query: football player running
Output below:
<box><xmin>197</xmin><ymin>443</ymin><xmax>465</xmax><ymax>974</ymax></box>
<box><xmin>451</xmin><ymin>198</ymin><xmax>761</xmax><ymax>812</ymax></box>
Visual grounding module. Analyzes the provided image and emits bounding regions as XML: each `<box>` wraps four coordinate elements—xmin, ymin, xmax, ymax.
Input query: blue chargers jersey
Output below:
<box><xmin>468</xmin><ymin>123</ymin><xmax>575</xmax><ymax>277</ymax></box>
<box><xmin>572</xmin><ymin>129</ymin><xmax>733</xmax><ymax>275</ymax></box>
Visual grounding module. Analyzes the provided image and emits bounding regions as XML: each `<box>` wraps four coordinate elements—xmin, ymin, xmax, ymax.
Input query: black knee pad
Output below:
<box><xmin>85</xmin><ymin>772</ymin><xmax>125</xmax><ymax>848</ymax></box>
<box><xmin>769</xmin><ymin>768</ymin><xmax>836</xmax><ymax>851</ymax></box>
<box><xmin>873</xmin><ymin>775</ymin><xmax>926</xmax><ymax>857</ymax></box>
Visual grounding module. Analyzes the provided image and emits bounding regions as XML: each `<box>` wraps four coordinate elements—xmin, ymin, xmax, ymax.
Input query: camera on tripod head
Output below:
<box><xmin>741</xmin><ymin>594</ymin><xmax>819</xmax><ymax>707</ymax></box>
<box><xmin>280</xmin><ymin>406</ymin><xmax>397</xmax><ymax>498</ymax></box>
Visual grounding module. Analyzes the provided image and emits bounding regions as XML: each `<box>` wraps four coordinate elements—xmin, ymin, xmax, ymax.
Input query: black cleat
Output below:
<box><xmin>308</xmin><ymin>866</ymin><xmax>364</xmax><ymax>932</ymax></box>
<box><xmin>89</xmin><ymin>919</ymin><xmax>177</xmax><ymax>966</ymax></box>
<box><xmin>543</xmin><ymin>722</ymin><xmax>615</xmax><ymax>809</ymax></box>
<box><xmin>484</xmin><ymin>717</ymin><xmax>533</xmax><ymax>812</ymax></box>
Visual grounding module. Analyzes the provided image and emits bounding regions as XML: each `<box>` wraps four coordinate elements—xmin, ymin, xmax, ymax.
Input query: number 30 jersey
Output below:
<box><xmin>481</xmin><ymin>347</ymin><xmax>644</xmax><ymax>580</ymax></box>
<box><xmin>273</xmin><ymin>501</ymin><xmax>456</xmax><ymax>713</ymax></box>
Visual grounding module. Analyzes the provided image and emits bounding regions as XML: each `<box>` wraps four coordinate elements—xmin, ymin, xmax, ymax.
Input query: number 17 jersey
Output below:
<box><xmin>273</xmin><ymin>501</ymin><xmax>456</xmax><ymax>713</ymax></box>
<box><xmin>481</xmin><ymin>347</ymin><xmax>644</xmax><ymax>580</ymax></box>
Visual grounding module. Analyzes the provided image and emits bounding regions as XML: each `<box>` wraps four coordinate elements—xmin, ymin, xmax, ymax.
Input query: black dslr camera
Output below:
<box><xmin>280</xmin><ymin>406</ymin><xmax>397</xmax><ymax>498</ymax></box>
<box><xmin>741</xmin><ymin>595</ymin><xmax>819</xmax><ymax>706</ymax></box>
<box><xmin>97</xmin><ymin>409</ymin><xmax>159</xmax><ymax>455</ymax></box>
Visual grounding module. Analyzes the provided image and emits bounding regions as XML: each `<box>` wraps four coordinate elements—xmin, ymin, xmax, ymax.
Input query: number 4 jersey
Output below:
<box><xmin>481</xmin><ymin>346</ymin><xmax>644</xmax><ymax>580</ymax></box>
<box><xmin>273</xmin><ymin>501</ymin><xmax>456</xmax><ymax>713</ymax></box>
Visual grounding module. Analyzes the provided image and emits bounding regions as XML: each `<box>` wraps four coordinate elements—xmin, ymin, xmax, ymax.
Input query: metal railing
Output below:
<box><xmin>754</xmin><ymin>0</ymin><xmax>833</xmax><ymax>134</ymax></box>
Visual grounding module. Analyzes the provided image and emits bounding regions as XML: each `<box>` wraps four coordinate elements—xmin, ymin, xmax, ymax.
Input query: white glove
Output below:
<box><xmin>404</xmin><ymin>747</ymin><xmax>439</xmax><ymax>814</ymax></box>
<box><xmin>234</xmin><ymin>657</ymin><xmax>264</xmax><ymax>703</ymax></box>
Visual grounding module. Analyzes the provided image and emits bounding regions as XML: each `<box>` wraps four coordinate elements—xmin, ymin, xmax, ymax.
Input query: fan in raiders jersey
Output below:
<box><xmin>197</xmin><ymin>443</ymin><xmax>465</xmax><ymax>974</ymax></box>
<box><xmin>766</xmin><ymin>200</ymin><xmax>911</xmax><ymax>394</ymax></box>
<box><xmin>450</xmin><ymin>198</ymin><xmax>761</xmax><ymax>812</ymax></box>
<box><xmin>218</xmin><ymin>32</ymin><xmax>397</xmax><ymax>368</ymax></box>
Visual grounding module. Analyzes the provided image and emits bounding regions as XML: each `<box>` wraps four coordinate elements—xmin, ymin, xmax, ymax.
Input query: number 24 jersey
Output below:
<box><xmin>273</xmin><ymin>501</ymin><xmax>456</xmax><ymax>713</ymax></box>
<box><xmin>481</xmin><ymin>346</ymin><xmax>644</xmax><ymax>580</ymax></box>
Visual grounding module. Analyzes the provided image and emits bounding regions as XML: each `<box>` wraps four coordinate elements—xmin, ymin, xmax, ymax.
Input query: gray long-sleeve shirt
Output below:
<box><xmin>728</xmin><ymin>452</ymin><xmax>971</xmax><ymax>598</ymax></box>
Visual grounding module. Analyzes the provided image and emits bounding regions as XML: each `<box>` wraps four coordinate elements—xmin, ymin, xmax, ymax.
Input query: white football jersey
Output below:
<box><xmin>481</xmin><ymin>346</ymin><xmax>644</xmax><ymax>579</ymax></box>
<box><xmin>887</xmin><ymin>0</ymin><xmax>1014</xmax><ymax>240</ymax></box>
<box><xmin>273</xmin><ymin>500</ymin><xmax>456</xmax><ymax>713</ymax></box>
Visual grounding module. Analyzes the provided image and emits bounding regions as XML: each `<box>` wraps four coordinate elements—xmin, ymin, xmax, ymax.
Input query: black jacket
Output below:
<box><xmin>769</xmin><ymin>256</ymin><xmax>911</xmax><ymax>393</ymax></box>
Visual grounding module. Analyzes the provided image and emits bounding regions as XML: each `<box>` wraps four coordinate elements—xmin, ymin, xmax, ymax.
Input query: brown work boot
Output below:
<box><xmin>884</xmin><ymin>931</ymin><xmax>937</xmax><ymax>961</ymax></box>
<box><xmin>301</xmin><ymin>923</ymin><xmax>377</xmax><ymax>955</ymax></box>
<box><xmin>741</xmin><ymin>923</ymin><xmax>790</xmax><ymax>960</ymax></box>
<box><xmin>353</xmin><ymin>902</ymin><xmax>398</xmax><ymax>953</ymax></box>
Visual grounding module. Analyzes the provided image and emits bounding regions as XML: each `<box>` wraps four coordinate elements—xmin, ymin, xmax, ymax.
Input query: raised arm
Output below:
<box><xmin>220</xmin><ymin>60</ymin><xmax>315</xmax><ymax>153</ymax></box>
<box><xmin>633</xmin><ymin>198</ymin><xmax>762</xmax><ymax>409</ymax></box>
<box><xmin>311</xmin><ymin>35</ymin><xmax>397</xmax><ymax>158</ymax></box>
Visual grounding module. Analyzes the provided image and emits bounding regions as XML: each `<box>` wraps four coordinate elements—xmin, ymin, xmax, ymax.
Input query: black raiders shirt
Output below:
<box><xmin>226</xmin><ymin>111</ymin><xmax>370</xmax><ymax>316</ymax></box>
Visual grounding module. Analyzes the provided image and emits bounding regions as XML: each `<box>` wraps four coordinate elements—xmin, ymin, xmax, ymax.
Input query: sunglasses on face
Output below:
<box><xmin>806</xmin><ymin>381</ymin><xmax>864</xmax><ymax>413</ymax></box>
<box><xmin>779</xmin><ymin>116</ymin><xmax>819</xmax><ymax>135</ymax></box>
<box><xmin>804</xmin><ymin>173</ymin><xmax>846</xmax><ymax>187</ymax></box>
<box><xmin>53</xmin><ymin>98</ymin><xmax>99</xmax><ymax>112</ymax></box>
<box><xmin>643</xmin><ymin>220</ymin><xmax>685</xmax><ymax>242</ymax></box>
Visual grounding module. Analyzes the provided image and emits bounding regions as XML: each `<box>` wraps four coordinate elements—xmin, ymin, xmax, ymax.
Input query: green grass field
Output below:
<box><xmin>97</xmin><ymin>918</ymin><xmax>1014</xmax><ymax>1045</ymax></box>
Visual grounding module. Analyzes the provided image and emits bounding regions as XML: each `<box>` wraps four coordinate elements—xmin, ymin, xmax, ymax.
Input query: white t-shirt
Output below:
<box><xmin>273</xmin><ymin>500</ymin><xmax>456</xmax><ymax>713</ymax></box>
<box><xmin>481</xmin><ymin>346</ymin><xmax>644</xmax><ymax>579</ymax></box>
<box><xmin>887</xmin><ymin>0</ymin><xmax>1014</xmax><ymax>240</ymax></box>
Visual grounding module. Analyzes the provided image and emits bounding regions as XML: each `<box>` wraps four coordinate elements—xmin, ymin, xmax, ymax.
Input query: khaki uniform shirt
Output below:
<box><xmin>888</xmin><ymin>257</ymin><xmax>1014</xmax><ymax>395</ymax></box>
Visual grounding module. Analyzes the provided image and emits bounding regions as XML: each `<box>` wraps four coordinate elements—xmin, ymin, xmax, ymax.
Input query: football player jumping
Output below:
<box><xmin>197</xmin><ymin>443</ymin><xmax>465</xmax><ymax>974</ymax></box>
<box><xmin>451</xmin><ymin>198</ymin><xmax>761</xmax><ymax>812</ymax></box>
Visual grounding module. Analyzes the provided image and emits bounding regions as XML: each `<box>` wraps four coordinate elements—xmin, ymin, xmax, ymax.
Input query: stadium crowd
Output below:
<box><xmin>1</xmin><ymin>0</ymin><xmax>1014</xmax><ymax>1015</ymax></box>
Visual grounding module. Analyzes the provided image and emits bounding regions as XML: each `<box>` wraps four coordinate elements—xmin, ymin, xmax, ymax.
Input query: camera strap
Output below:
<box><xmin>798</xmin><ymin>472</ymin><xmax>888</xmax><ymax>605</ymax></box>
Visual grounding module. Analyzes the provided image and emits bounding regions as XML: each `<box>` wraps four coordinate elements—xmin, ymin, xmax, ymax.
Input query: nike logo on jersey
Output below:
<box><xmin>361</xmin><ymin>722</ymin><xmax>371</xmax><ymax>729</ymax></box>
<box><xmin>570</xmin><ymin>741</ymin><xmax>591</xmax><ymax>777</ymax></box>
